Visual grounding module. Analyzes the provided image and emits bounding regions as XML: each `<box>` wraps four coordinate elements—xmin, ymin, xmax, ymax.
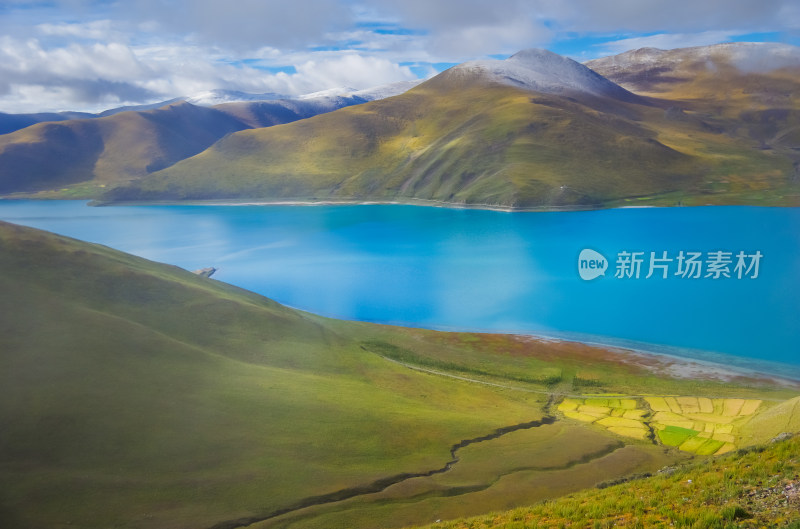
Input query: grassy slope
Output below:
<box><xmin>252</xmin><ymin>427</ymin><xmax>683</xmax><ymax>529</ymax></box>
<box><xmin>102</xmin><ymin>65</ymin><xmax>800</xmax><ymax>208</ymax></box>
<box><xmin>0</xmin><ymin>98</ymin><xmax>380</xmax><ymax>199</ymax></box>
<box><xmin>588</xmin><ymin>49</ymin><xmax>800</xmax><ymax>208</ymax></box>
<box><xmin>409</xmin><ymin>433</ymin><xmax>800</xmax><ymax>529</ymax></box>
<box><xmin>100</xmin><ymin>77</ymin><xmax>694</xmax><ymax>208</ymax></box>
<box><xmin>739</xmin><ymin>397</ymin><xmax>800</xmax><ymax>446</ymax></box>
<box><xmin>0</xmin><ymin>102</ymin><xmax>249</xmax><ymax>197</ymax></box>
<box><xmin>0</xmin><ymin>221</ymin><xmax>544</xmax><ymax>529</ymax></box>
<box><xmin>1</xmin><ymin>221</ymin><xmax>797</xmax><ymax>529</ymax></box>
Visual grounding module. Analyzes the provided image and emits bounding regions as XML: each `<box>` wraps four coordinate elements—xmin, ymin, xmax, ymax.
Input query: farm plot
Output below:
<box><xmin>558</xmin><ymin>396</ymin><xmax>762</xmax><ymax>455</ymax></box>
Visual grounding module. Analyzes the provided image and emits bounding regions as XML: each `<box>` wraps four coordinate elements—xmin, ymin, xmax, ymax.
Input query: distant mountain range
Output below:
<box><xmin>0</xmin><ymin>82</ymin><xmax>422</xmax><ymax>136</ymax></box>
<box><xmin>1</xmin><ymin>43</ymin><xmax>799</xmax><ymax>208</ymax></box>
<box><xmin>0</xmin><ymin>81</ymin><xmax>418</xmax><ymax>196</ymax></box>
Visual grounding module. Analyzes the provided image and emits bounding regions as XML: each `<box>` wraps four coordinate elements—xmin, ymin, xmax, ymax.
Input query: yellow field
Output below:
<box><xmin>596</xmin><ymin>417</ymin><xmax>648</xmax><ymax>430</ymax></box>
<box><xmin>607</xmin><ymin>426</ymin><xmax>649</xmax><ymax>440</ymax></box>
<box><xmin>558</xmin><ymin>396</ymin><xmax>764</xmax><ymax>455</ymax></box>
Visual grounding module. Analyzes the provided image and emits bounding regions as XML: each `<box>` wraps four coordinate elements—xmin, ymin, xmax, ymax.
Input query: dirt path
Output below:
<box><xmin>207</xmin><ymin>414</ymin><xmax>557</xmax><ymax>529</ymax></box>
<box><xmin>379</xmin><ymin>355</ymin><xmax>550</xmax><ymax>393</ymax></box>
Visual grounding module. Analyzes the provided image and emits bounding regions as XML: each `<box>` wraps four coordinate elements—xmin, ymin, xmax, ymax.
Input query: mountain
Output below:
<box><xmin>0</xmin><ymin>83</ymin><xmax>420</xmax><ymax>137</ymax></box>
<box><xmin>185</xmin><ymin>88</ymin><xmax>291</xmax><ymax>106</ymax></box>
<box><xmin>186</xmin><ymin>82</ymin><xmax>421</xmax><ymax>107</ymax></box>
<box><xmin>212</xmin><ymin>81</ymin><xmax>421</xmax><ymax>129</ymax></box>
<box><xmin>101</xmin><ymin>45</ymin><xmax>800</xmax><ymax>208</ymax></box>
<box><xmin>2</xmin><ymin>44</ymin><xmax>799</xmax><ymax>206</ymax></box>
<box><xmin>95</xmin><ymin>97</ymin><xmax>186</xmax><ymax>116</ymax></box>
<box><xmin>0</xmin><ymin>110</ymin><xmax>95</xmax><ymax>135</ymax></box>
<box><xmin>585</xmin><ymin>42</ymin><xmax>800</xmax><ymax>96</ymax></box>
<box><xmin>0</xmin><ymin>81</ymin><xmax>421</xmax><ymax>197</ymax></box>
<box><xmin>586</xmin><ymin>42</ymin><xmax>800</xmax><ymax>155</ymax></box>
<box><xmin>300</xmin><ymin>80</ymin><xmax>423</xmax><ymax>101</ymax></box>
<box><xmin>0</xmin><ymin>101</ymin><xmax>251</xmax><ymax>195</ymax></box>
<box><xmin>451</xmin><ymin>48</ymin><xmax>643</xmax><ymax>103</ymax></box>
<box><xmin>0</xmin><ymin>100</ymin><xmax>186</xmax><ymax>135</ymax></box>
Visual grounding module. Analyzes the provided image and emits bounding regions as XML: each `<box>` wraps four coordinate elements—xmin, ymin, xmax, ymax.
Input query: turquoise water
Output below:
<box><xmin>1</xmin><ymin>200</ymin><xmax>798</xmax><ymax>377</ymax></box>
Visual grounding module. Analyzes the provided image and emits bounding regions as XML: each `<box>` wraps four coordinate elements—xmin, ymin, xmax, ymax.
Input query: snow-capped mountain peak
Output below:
<box><xmin>185</xmin><ymin>89</ymin><xmax>291</xmax><ymax>106</ymax></box>
<box><xmin>296</xmin><ymin>86</ymin><xmax>360</xmax><ymax>100</ymax></box>
<box><xmin>186</xmin><ymin>80</ymin><xmax>423</xmax><ymax>109</ymax></box>
<box><xmin>586</xmin><ymin>42</ymin><xmax>800</xmax><ymax>77</ymax></box>
<box><xmin>449</xmin><ymin>48</ymin><xmax>639</xmax><ymax>102</ymax></box>
<box><xmin>348</xmin><ymin>80</ymin><xmax>423</xmax><ymax>100</ymax></box>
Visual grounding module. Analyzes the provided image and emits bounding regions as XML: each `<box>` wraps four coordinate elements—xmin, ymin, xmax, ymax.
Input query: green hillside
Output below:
<box><xmin>1</xmin><ymin>221</ymin><xmax>797</xmax><ymax>529</ymax></box>
<box><xmin>0</xmin><ymin>221</ymin><xmax>539</xmax><ymax>529</ymax></box>
<box><xmin>101</xmin><ymin>48</ymin><xmax>800</xmax><ymax>209</ymax></box>
<box><xmin>739</xmin><ymin>397</ymin><xmax>800</xmax><ymax>446</ymax></box>
<box><xmin>100</xmin><ymin>76</ymin><xmax>697</xmax><ymax>208</ymax></box>
<box><xmin>0</xmin><ymin>102</ymin><xmax>249</xmax><ymax>196</ymax></box>
<box><xmin>409</xmin><ymin>433</ymin><xmax>800</xmax><ymax>529</ymax></box>
<box><xmin>587</xmin><ymin>42</ymin><xmax>800</xmax><ymax>207</ymax></box>
<box><xmin>0</xmin><ymin>94</ymin><xmax>404</xmax><ymax>200</ymax></box>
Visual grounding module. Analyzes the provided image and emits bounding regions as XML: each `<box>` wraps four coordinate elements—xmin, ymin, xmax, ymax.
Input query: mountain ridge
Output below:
<box><xmin>100</xmin><ymin>43</ymin><xmax>800</xmax><ymax>208</ymax></box>
<box><xmin>1</xmin><ymin>43</ymin><xmax>799</xmax><ymax>207</ymax></box>
<box><xmin>586</xmin><ymin>41</ymin><xmax>800</xmax><ymax>95</ymax></box>
<box><xmin>0</xmin><ymin>80</ymin><xmax>424</xmax><ymax>197</ymax></box>
<box><xmin>0</xmin><ymin>80</ymin><xmax>422</xmax><ymax>137</ymax></box>
<box><xmin>0</xmin><ymin>101</ymin><xmax>251</xmax><ymax>194</ymax></box>
<box><xmin>450</xmin><ymin>48</ymin><xmax>644</xmax><ymax>103</ymax></box>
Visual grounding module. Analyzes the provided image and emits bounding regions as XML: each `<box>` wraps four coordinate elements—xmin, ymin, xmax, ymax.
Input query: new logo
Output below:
<box><xmin>578</xmin><ymin>249</ymin><xmax>607</xmax><ymax>281</ymax></box>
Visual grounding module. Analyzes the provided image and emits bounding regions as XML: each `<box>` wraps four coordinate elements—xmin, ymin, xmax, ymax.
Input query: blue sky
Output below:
<box><xmin>0</xmin><ymin>0</ymin><xmax>798</xmax><ymax>113</ymax></box>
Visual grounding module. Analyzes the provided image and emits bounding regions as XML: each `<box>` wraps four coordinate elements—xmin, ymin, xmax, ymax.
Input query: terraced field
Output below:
<box><xmin>558</xmin><ymin>396</ymin><xmax>764</xmax><ymax>455</ymax></box>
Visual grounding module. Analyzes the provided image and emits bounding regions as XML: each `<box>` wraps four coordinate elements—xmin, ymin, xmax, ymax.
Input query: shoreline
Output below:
<box><xmin>87</xmin><ymin>197</ymin><xmax>797</xmax><ymax>212</ymax></box>
<box><xmin>3</xmin><ymin>194</ymin><xmax>795</xmax><ymax>212</ymax></box>
<box><xmin>293</xmin><ymin>306</ymin><xmax>800</xmax><ymax>388</ymax></box>
<box><xmin>523</xmin><ymin>333</ymin><xmax>800</xmax><ymax>387</ymax></box>
<box><xmin>87</xmin><ymin>197</ymin><xmax>608</xmax><ymax>212</ymax></box>
<box><xmin>341</xmin><ymin>315</ymin><xmax>800</xmax><ymax>387</ymax></box>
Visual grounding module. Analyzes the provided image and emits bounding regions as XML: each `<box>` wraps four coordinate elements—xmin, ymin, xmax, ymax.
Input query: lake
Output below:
<box><xmin>1</xmin><ymin>200</ymin><xmax>798</xmax><ymax>378</ymax></box>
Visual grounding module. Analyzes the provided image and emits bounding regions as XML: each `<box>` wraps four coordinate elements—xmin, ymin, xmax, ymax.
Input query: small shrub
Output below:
<box><xmin>720</xmin><ymin>505</ymin><xmax>751</xmax><ymax>521</ymax></box>
<box><xmin>573</xmin><ymin>376</ymin><xmax>603</xmax><ymax>387</ymax></box>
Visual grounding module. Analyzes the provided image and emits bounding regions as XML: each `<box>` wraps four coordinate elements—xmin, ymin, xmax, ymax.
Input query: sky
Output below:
<box><xmin>0</xmin><ymin>0</ymin><xmax>798</xmax><ymax>113</ymax></box>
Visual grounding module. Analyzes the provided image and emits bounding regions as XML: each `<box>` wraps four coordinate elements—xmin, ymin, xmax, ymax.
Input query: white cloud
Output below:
<box><xmin>428</xmin><ymin>16</ymin><xmax>551</xmax><ymax>58</ymax></box>
<box><xmin>0</xmin><ymin>0</ymin><xmax>799</xmax><ymax>113</ymax></box>
<box><xmin>37</xmin><ymin>20</ymin><xmax>124</xmax><ymax>42</ymax></box>
<box><xmin>777</xmin><ymin>2</ymin><xmax>800</xmax><ymax>30</ymax></box>
<box><xmin>367</xmin><ymin>0</ymin><xmax>553</xmax><ymax>60</ymax></box>
<box><xmin>597</xmin><ymin>31</ymin><xmax>742</xmax><ymax>55</ymax></box>
<box><xmin>0</xmin><ymin>34</ymin><xmax>418</xmax><ymax>113</ymax></box>
<box><xmin>0</xmin><ymin>37</ymin><xmax>150</xmax><ymax>82</ymax></box>
<box><xmin>538</xmin><ymin>0</ymin><xmax>794</xmax><ymax>33</ymax></box>
<box><xmin>120</xmin><ymin>0</ymin><xmax>352</xmax><ymax>50</ymax></box>
<box><xmin>133</xmin><ymin>44</ymin><xmax>416</xmax><ymax>97</ymax></box>
<box><xmin>292</xmin><ymin>54</ymin><xmax>417</xmax><ymax>91</ymax></box>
